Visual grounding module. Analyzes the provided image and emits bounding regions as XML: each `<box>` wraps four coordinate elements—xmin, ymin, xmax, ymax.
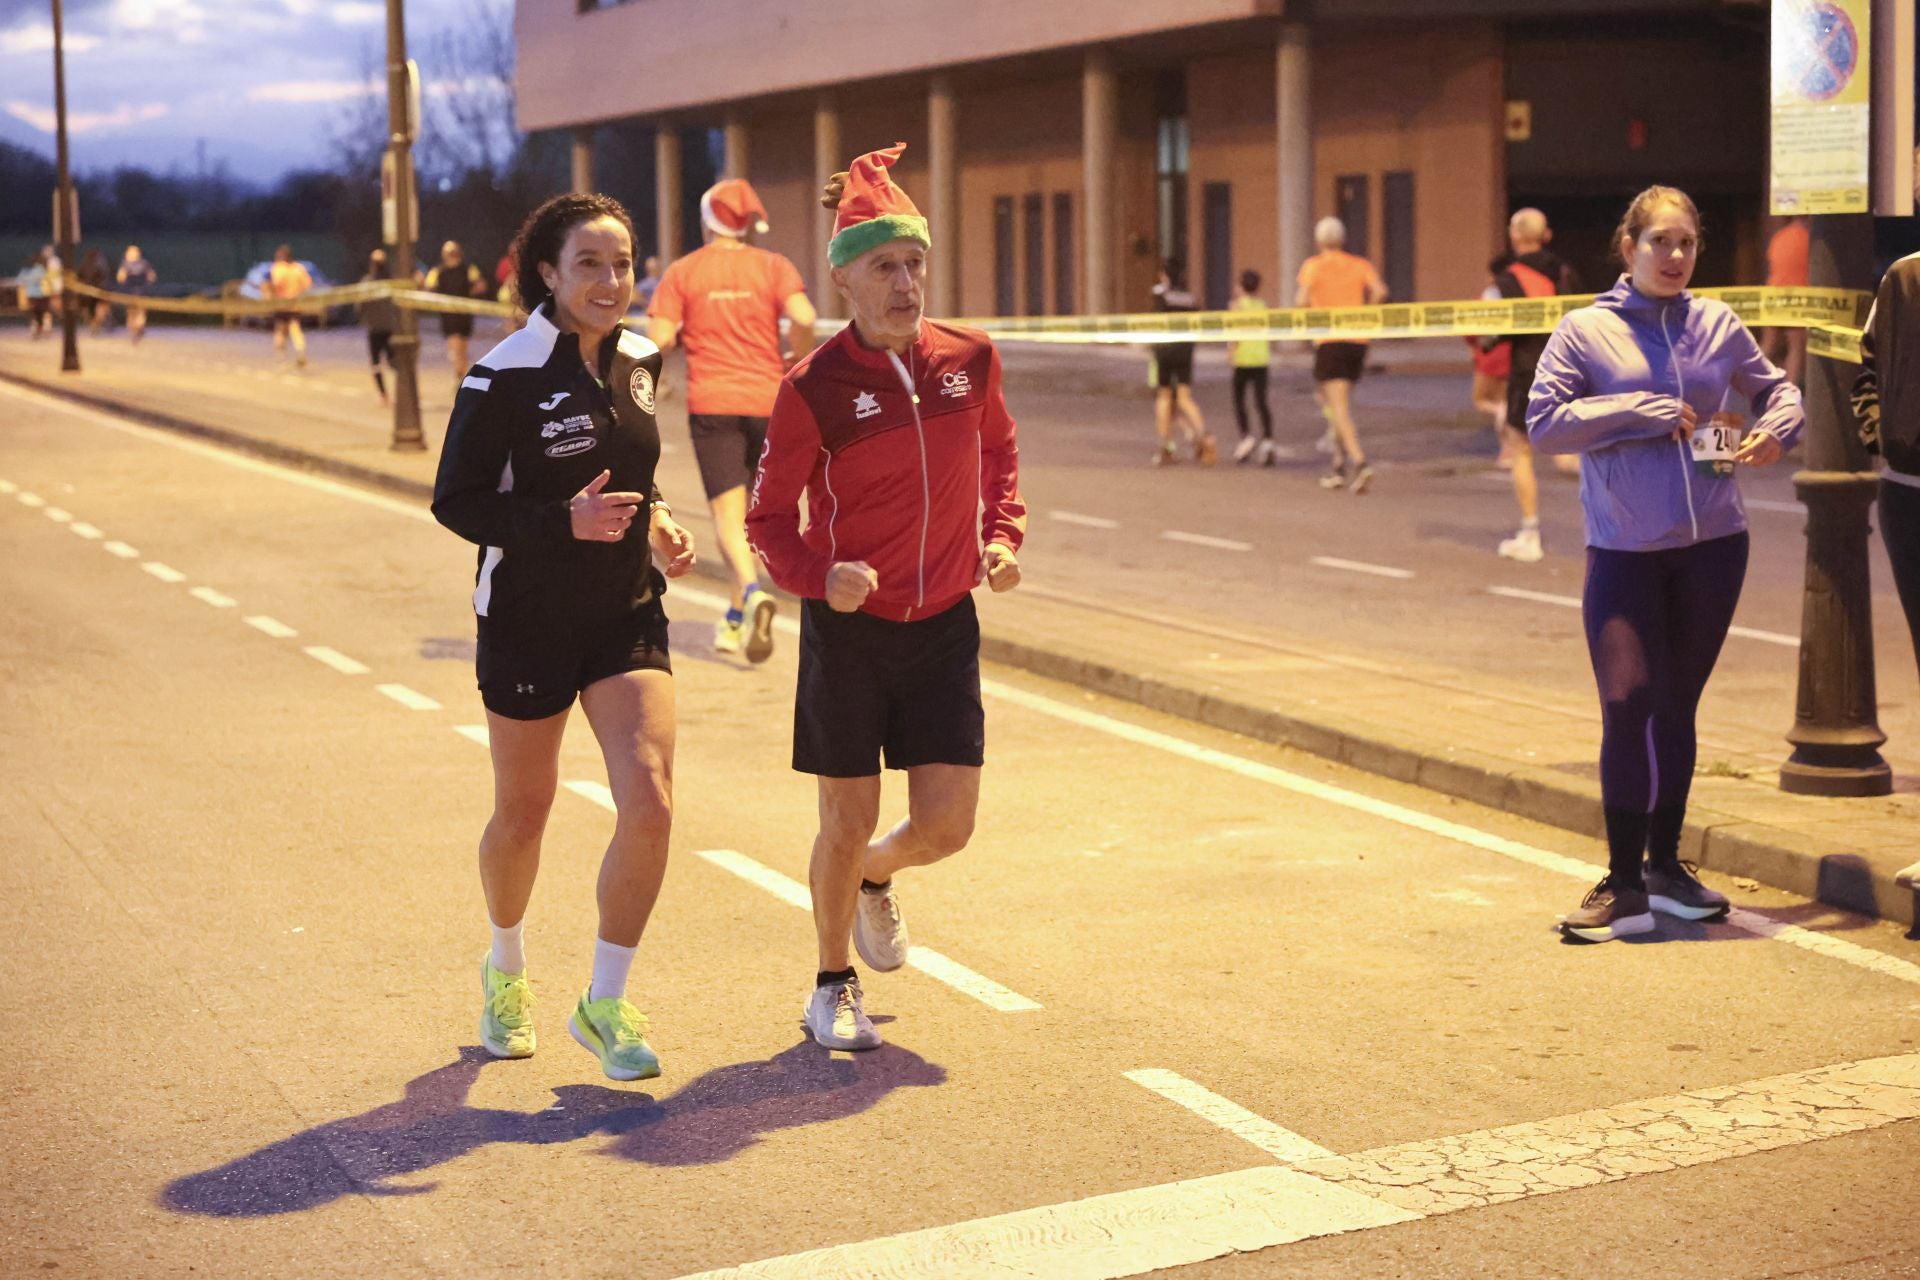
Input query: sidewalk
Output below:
<box><xmin>4</xmin><ymin>331</ymin><xmax>1915</xmax><ymax>928</ymax></box>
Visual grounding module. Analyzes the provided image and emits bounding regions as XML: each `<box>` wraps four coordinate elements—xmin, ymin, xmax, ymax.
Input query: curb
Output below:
<box><xmin>9</xmin><ymin>366</ymin><xmax>1913</xmax><ymax>929</ymax></box>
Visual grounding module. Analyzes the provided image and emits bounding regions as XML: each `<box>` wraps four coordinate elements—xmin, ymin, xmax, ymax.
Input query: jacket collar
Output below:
<box><xmin>833</xmin><ymin>317</ymin><xmax>930</xmax><ymax>370</ymax></box>
<box><xmin>1596</xmin><ymin>273</ymin><xmax>1692</xmax><ymax>320</ymax></box>
<box><xmin>531</xmin><ymin>299</ymin><xmax>627</xmax><ymax>378</ymax></box>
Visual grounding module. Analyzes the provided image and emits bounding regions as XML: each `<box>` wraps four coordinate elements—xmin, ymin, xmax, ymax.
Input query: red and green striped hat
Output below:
<box><xmin>828</xmin><ymin>142</ymin><xmax>930</xmax><ymax>269</ymax></box>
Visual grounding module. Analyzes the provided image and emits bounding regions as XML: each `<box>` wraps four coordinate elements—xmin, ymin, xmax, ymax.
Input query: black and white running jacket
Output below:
<box><xmin>432</xmin><ymin>302</ymin><xmax>668</xmax><ymax>632</ymax></box>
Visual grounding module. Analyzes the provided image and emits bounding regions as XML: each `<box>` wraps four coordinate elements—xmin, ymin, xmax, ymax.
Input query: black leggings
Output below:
<box><xmin>1232</xmin><ymin>367</ymin><xmax>1272</xmax><ymax>439</ymax></box>
<box><xmin>1879</xmin><ymin>478</ymin><xmax>1920</xmax><ymax>679</ymax></box>
<box><xmin>1583</xmin><ymin>531</ymin><xmax>1749</xmax><ymax>884</ymax></box>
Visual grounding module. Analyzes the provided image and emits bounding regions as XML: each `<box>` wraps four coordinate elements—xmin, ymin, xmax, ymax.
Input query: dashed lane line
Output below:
<box><xmin>1310</xmin><ymin>555</ymin><xmax>1415</xmax><ymax>580</ymax></box>
<box><xmin>244</xmin><ymin>615</ymin><xmax>298</xmax><ymax>639</ymax></box>
<box><xmin>188</xmin><ymin>586</ymin><xmax>236</xmax><ymax>608</ymax></box>
<box><xmin>1163</xmin><ymin>529</ymin><xmax>1254</xmax><ymax>552</ymax></box>
<box><xmin>0</xmin><ymin>478</ymin><xmax>15</xmax><ymax>493</ymax></box>
<box><xmin>43</xmin><ymin>506</ymin><xmax>71</xmax><ymax>522</ymax></box>
<box><xmin>141</xmin><ymin>561</ymin><xmax>187</xmax><ymax>583</ymax></box>
<box><xmin>102</xmin><ymin>540</ymin><xmax>139</xmax><ymax>559</ymax></box>
<box><xmin>303</xmin><ymin>645</ymin><xmax>369</xmax><ymax>675</ymax></box>
<box><xmin>452</xmin><ymin>724</ymin><xmax>490</xmax><ymax>747</ymax></box>
<box><xmin>1051</xmin><ymin>510</ymin><xmax>1121</xmax><ymax>530</ymax></box>
<box><xmin>1488</xmin><ymin>586</ymin><xmax>1799</xmax><ymax>647</ymax></box>
<box><xmin>690</xmin><ymin>847</ymin><xmax>1043</xmax><ymax>1013</ymax></box>
<box><xmin>68</xmin><ymin>522</ymin><xmax>102</xmax><ymax>539</ymax></box>
<box><xmin>17</xmin><ymin>491</ymin><xmax>44</xmax><ymax>507</ymax></box>
<box><xmin>376</xmin><ymin>683</ymin><xmax>442</xmax><ymax>711</ymax></box>
<box><xmin>1123</xmin><ymin>1069</ymin><xmax>1336</xmax><ymax>1164</ymax></box>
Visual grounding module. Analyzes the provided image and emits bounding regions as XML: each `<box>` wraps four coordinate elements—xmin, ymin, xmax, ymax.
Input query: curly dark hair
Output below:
<box><xmin>509</xmin><ymin>192</ymin><xmax>637</xmax><ymax>313</ymax></box>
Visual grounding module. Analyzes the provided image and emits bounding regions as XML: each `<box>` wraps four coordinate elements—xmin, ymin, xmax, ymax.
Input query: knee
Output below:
<box><xmin>611</xmin><ymin>760</ymin><xmax>673</xmax><ymax>827</ymax></box>
<box><xmin>914</xmin><ymin>811</ymin><xmax>975</xmax><ymax>860</ymax></box>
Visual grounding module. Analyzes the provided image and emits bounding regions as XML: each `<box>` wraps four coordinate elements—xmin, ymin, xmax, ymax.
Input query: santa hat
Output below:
<box><xmin>828</xmin><ymin>142</ymin><xmax>930</xmax><ymax>268</ymax></box>
<box><xmin>701</xmin><ymin>179</ymin><xmax>769</xmax><ymax>238</ymax></box>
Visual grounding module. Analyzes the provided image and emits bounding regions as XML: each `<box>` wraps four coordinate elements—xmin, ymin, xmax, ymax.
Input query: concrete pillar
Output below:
<box><xmin>927</xmin><ymin>73</ymin><xmax>959</xmax><ymax>317</ymax></box>
<box><xmin>1275</xmin><ymin>24</ymin><xmax>1313</xmax><ymax>297</ymax></box>
<box><xmin>813</xmin><ymin>92</ymin><xmax>842</xmax><ymax>318</ymax></box>
<box><xmin>1082</xmin><ymin>48</ymin><xmax>1118</xmax><ymax>315</ymax></box>
<box><xmin>570</xmin><ymin>127</ymin><xmax>595</xmax><ymax>194</ymax></box>
<box><xmin>655</xmin><ymin>126</ymin><xmax>683</xmax><ymax>263</ymax></box>
<box><xmin>724</xmin><ymin>111</ymin><xmax>749</xmax><ymax>180</ymax></box>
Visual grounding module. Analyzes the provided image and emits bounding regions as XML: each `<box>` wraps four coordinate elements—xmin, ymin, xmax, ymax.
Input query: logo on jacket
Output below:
<box><xmin>853</xmin><ymin>390</ymin><xmax>881</xmax><ymax>420</ymax></box>
<box><xmin>940</xmin><ymin>370</ymin><xmax>972</xmax><ymax>399</ymax></box>
<box><xmin>538</xmin><ymin>391</ymin><xmax>570</xmax><ymax>411</ymax></box>
<box><xmin>541</xmin><ymin>413</ymin><xmax>595</xmax><ymax>439</ymax></box>
<box><xmin>545</xmin><ymin>437</ymin><xmax>598</xmax><ymax>458</ymax></box>
<box><xmin>629</xmin><ymin>367</ymin><xmax>656</xmax><ymax>415</ymax></box>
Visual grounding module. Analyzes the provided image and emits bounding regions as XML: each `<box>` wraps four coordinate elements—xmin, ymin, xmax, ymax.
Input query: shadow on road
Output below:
<box><xmin>160</xmin><ymin>1039</ymin><xmax>946</xmax><ymax>1217</ymax></box>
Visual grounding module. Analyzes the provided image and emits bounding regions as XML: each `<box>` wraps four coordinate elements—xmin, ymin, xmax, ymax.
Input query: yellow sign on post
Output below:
<box><xmin>1772</xmin><ymin>0</ymin><xmax>1873</xmax><ymax>214</ymax></box>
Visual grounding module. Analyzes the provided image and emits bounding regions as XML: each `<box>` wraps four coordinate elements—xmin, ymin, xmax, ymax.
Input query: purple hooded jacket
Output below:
<box><xmin>1527</xmin><ymin>276</ymin><xmax>1804</xmax><ymax>552</ymax></box>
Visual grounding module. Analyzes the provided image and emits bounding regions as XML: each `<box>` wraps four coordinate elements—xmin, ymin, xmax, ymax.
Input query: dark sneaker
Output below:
<box><xmin>1349</xmin><ymin>464</ymin><xmax>1375</xmax><ymax>495</ymax></box>
<box><xmin>1645</xmin><ymin>861</ymin><xmax>1730</xmax><ymax>920</ymax></box>
<box><xmin>1318</xmin><ymin>466</ymin><xmax>1348</xmax><ymax>491</ymax></box>
<box><xmin>1559</xmin><ymin>876</ymin><xmax>1655</xmax><ymax>942</ymax></box>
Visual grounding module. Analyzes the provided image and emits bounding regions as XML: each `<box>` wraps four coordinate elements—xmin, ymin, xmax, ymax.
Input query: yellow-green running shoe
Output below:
<box><xmin>479</xmin><ymin>956</ymin><xmax>536</xmax><ymax>1059</ymax></box>
<box><xmin>569</xmin><ymin>990</ymin><xmax>661</xmax><ymax>1081</ymax></box>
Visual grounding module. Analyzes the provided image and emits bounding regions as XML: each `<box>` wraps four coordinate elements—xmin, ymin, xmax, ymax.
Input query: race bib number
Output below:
<box><xmin>1692</xmin><ymin>413</ymin><xmax>1740</xmax><ymax>478</ymax></box>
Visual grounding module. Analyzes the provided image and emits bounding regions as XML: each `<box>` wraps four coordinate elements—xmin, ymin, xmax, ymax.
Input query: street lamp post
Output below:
<box><xmin>50</xmin><ymin>0</ymin><xmax>80</xmax><ymax>374</ymax></box>
<box><xmin>385</xmin><ymin>0</ymin><xmax>426</xmax><ymax>452</ymax></box>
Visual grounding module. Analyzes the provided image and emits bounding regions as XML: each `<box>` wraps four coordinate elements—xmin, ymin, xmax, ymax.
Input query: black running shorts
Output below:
<box><xmin>1312</xmin><ymin>341</ymin><xmax>1367</xmax><ymax>384</ymax></box>
<box><xmin>1153</xmin><ymin>345</ymin><xmax>1195</xmax><ymax>388</ymax></box>
<box><xmin>440</xmin><ymin>313</ymin><xmax>476</xmax><ymax>339</ymax></box>
<box><xmin>688</xmin><ymin>413</ymin><xmax>771</xmax><ymax>501</ymax></box>
<box><xmin>476</xmin><ymin>603</ymin><xmax>671</xmax><ymax>721</ymax></box>
<box><xmin>367</xmin><ymin>329</ymin><xmax>392</xmax><ymax>365</ymax></box>
<box><xmin>793</xmin><ymin>595</ymin><xmax>984</xmax><ymax>777</ymax></box>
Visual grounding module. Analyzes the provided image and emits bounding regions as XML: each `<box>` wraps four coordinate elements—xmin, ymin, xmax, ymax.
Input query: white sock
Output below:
<box><xmin>589</xmin><ymin>937</ymin><xmax>637</xmax><ymax>1003</ymax></box>
<box><xmin>490</xmin><ymin>920</ymin><xmax>525</xmax><ymax>975</ymax></box>
<box><xmin>1522</xmin><ymin>517</ymin><xmax>1540</xmax><ymax>531</ymax></box>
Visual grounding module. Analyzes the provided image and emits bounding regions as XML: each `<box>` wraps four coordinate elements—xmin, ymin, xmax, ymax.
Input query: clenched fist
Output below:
<box><xmin>826</xmin><ymin>560</ymin><xmax>878</xmax><ymax>612</ymax></box>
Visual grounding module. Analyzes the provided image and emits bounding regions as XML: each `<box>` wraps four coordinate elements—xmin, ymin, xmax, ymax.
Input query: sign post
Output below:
<box><xmin>1771</xmin><ymin>0</ymin><xmax>1873</xmax><ymax>215</ymax></box>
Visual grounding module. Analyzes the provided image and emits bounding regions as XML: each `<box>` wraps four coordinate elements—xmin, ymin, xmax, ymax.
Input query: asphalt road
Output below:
<box><xmin>5</xmin><ymin>377</ymin><xmax>1920</xmax><ymax>1277</ymax></box>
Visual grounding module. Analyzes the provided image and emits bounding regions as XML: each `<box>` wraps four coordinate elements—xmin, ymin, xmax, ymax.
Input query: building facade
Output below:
<box><xmin>517</xmin><ymin>0</ymin><xmax>1769</xmax><ymax>318</ymax></box>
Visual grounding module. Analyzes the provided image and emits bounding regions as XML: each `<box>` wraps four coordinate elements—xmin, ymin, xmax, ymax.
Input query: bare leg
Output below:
<box><xmin>579</xmin><ymin>670</ymin><xmax>676</xmax><ymax>947</ymax></box>
<box><xmin>1509</xmin><ymin>432</ymin><xmax>1539</xmax><ymax>523</ymax></box>
<box><xmin>1323</xmin><ymin>379</ymin><xmax>1365</xmax><ymax>467</ymax></box>
<box><xmin>812</xmin><ymin>776</ymin><xmax>881</xmax><ymax>971</ymax></box>
<box><xmin>478</xmin><ymin>707</ymin><xmax>568</xmax><ymax>930</ymax></box>
<box><xmin>707</xmin><ymin>485</ymin><xmax>759</xmax><ymax>611</ymax></box>
<box><xmin>287</xmin><ymin>318</ymin><xmax>307</xmax><ymax>364</ymax></box>
<box><xmin>1175</xmin><ymin>384</ymin><xmax>1207</xmax><ymax>443</ymax></box>
<box><xmin>863</xmin><ymin>764</ymin><xmax>981</xmax><ymax>885</ymax></box>
<box><xmin>1154</xmin><ymin>386</ymin><xmax>1176</xmax><ymax>450</ymax></box>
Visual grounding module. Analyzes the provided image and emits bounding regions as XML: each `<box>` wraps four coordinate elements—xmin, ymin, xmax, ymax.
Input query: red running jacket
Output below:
<box><xmin>747</xmin><ymin>319</ymin><xmax>1026</xmax><ymax>622</ymax></box>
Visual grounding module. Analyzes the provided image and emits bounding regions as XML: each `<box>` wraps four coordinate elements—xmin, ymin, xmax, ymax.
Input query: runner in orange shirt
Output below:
<box><xmin>1296</xmin><ymin>217</ymin><xmax>1387</xmax><ymax>494</ymax></box>
<box><xmin>266</xmin><ymin>244</ymin><xmax>313</xmax><ymax>368</ymax></box>
<box><xmin>1763</xmin><ymin>216</ymin><xmax>1808</xmax><ymax>386</ymax></box>
<box><xmin>648</xmin><ymin>179</ymin><xmax>817</xmax><ymax>663</ymax></box>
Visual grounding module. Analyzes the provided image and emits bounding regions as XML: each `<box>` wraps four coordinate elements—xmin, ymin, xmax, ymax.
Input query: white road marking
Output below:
<box><xmin>188</xmin><ymin>586</ymin><xmax>236</xmax><ymax>608</ymax></box>
<box><xmin>43</xmin><ymin>506</ymin><xmax>71</xmax><ymax>522</ymax></box>
<box><xmin>1488</xmin><ymin>585</ymin><xmax>1580</xmax><ymax>609</ymax></box>
<box><xmin>244</xmin><ymin>614</ymin><xmax>297</xmax><ymax>638</ymax></box>
<box><xmin>979</xmin><ymin>677</ymin><xmax>1920</xmax><ymax>987</ymax></box>
<box><xmin>0</xmin><ymin>478</ymin><xmax>15</xmax><ymax>493</ymax></box>
<box><xmin>1746</xmin><ymin>498</ymin><xmax>1804</xmax><ymax>514</ymax></box>
<box><xmin>1051</xmin><ymin>510</ymin><xmax>1120</xmax><ymax>529</ymax></box>
<box><xmin>1163</xmin><ymin>529</ymin><xmax>1253</xmax><ymax>552</ymax></box>
<box><xmin>303</xmin><ymin>645</ymin><xmax>369</xmax><ymax>675</ymax></box>
<box><xmin>1123</xmin><ymin>1069</ymin><xmax>1336</xmax><ymax>1164</ymax></box>
<box><xmin>141</xmin><ymin>561</ymin><xmax>187</xmax><ymax>583</ymax></box>
<box><xmin>376</xmin><ymin>683</ymin><xmax>441</xmax><ymax>711</ymax></box>
<box><xmin>693</xmin><ymin>848</ymin><xmax>1041</xmax><ymax>1012</ymax></box>
<box><xmin>17</xmin><ymin>491</ymin><xmax>44</xmax><ymax>507</ymax></box>
<box><xmin>102</xmin><ymin>540</ymin><xmax>139</xmax><ymax>558</ymax></box>
<box><xmin>68</xmin><ymin>522</ymin><xmax>102</xmax><ymax>539</ymax></box>
<box><xmin>1728</xmin><ymin>624</ymin><xmax>1799</xmax><ymax>648</ymax></box>
<box><xmin>1310</xmin><ymin>555</ymin><xmax>1414</xmax><ymax>580</ymax></box>
<box><xmin>674</xmin><ymin>1166</ymin><xmax>1415</xmax><ymax>1280</ymax></box>
<box><xmin>453</xmin><ymin>724</ymin><xmax>491</xmax><ymax>747</ymax></box>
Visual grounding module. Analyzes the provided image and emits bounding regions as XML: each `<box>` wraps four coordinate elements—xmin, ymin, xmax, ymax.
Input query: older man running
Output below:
<box><xmin>747</xmin><ymin>143</ymin><xmax>1026</xmax><ymax>1051</ymax></box>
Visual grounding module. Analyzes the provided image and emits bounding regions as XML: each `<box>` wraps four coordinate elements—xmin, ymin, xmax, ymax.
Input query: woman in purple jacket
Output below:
<box><xmin>1528</xmin><ymin>186</ymin><xmax>1804</xmax><ymax>942</ymax></box>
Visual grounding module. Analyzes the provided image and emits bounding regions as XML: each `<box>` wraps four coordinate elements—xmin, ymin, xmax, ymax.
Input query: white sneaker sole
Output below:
<box><xmin>803</xmin><ymin>1014</ymin><xmax>881</xmax><ymax>1051</ymax></box>
<box><xmin>1559</xmin><ymin>910</ymin><xmax>1656</xmax><ymax>943</ymax></box>
<box><xmin>568</xmin><ymin>1014</ymin><xmax>656</xmax><ymax>1081</ymax></box>
<box><xmin>745</xmin><ymin>594</ymin><xmax>776</xmax><ymax>664</ymax></box>
<box><xmin>1648</xmin><ymin>894</ymin><xmax>1729</xmax><ymax>921</ymax></box>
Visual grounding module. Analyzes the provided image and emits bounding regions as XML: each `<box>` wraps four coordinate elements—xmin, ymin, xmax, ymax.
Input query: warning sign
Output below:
<box><xmin>1771</xmin><ymin>0</ymin><xmax>1871</xmax><ymax>214</ymax></box>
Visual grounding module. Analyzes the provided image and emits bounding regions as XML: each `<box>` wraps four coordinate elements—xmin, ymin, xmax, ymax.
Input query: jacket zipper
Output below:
<box><xmin>1660</xmin><ymin>307</ymin><xmax>1699</xmax><ymax>541</ymax></box>
<box><xmin>886</xmin><ymin>348</ymin><xmax>931</xmax><ymax>616</ymax></box>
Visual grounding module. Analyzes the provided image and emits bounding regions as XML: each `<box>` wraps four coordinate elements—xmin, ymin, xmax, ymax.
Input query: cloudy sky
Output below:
<box><xmin>0</xmin><ymin>0</ymin><xmax>489</xmax><ymax>182</ymax></box>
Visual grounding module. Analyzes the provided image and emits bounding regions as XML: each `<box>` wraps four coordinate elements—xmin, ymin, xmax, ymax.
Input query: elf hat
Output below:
<box><xmin>828</xmin><ymin>142</ymin><xmax>930</xmax><ymax>269</ymax></box>
<box><xmin>701</xmin><ymin>179</ymin><xmax>769</xmax><ymax>238</ymax></box>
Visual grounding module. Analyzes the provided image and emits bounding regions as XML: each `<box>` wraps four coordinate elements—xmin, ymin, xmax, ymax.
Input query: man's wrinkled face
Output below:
<box><xmin>834</xmin><ymin>240</ymin><xmax>925</xmax><ymax>347</ymax></box>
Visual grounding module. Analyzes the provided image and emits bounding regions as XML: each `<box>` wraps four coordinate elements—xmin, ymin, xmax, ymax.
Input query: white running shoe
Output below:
<box><xmin>713</xmin><ymin>617</ymin><xmax>742</xmax><ymax>654</ymax></box>
<box><xmin>1257</xmin><ymin>439</ymin><xmax>1278</xmax><ymax>467</ymax></box>
<box><xmin>1498</xmin><ymin>526</ymin><xmax>1544</xmax><ymax>562</ymax></box>
<box><xmin>804</xmin><ymin>977</ymin><xmax>881</xmax><ymax>1050</ymax></box>
<box><xmin>853</xmin><ymin>881</ymin><xmax>910</xmax><ymax>972</ymax></box>
<box><xmin>1314</xmin><ymin>425</ymin><xmax>1336</xmax><ymax>455</ymax></box>
<box><xmin>1233</xmin><ymin>435</ymin><xmax>1259</xmax><ymax>464</ymax></box>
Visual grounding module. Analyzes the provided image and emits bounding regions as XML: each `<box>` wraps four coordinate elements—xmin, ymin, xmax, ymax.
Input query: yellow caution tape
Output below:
<box><xmin>60</xmin><ymin>278</ymin><xmax>516</xmax><ymax>319</ymax></box>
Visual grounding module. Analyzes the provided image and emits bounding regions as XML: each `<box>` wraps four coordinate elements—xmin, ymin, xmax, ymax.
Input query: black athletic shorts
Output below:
<box><xmin>1153</xmin><ymin>344</ymin><xmax>1195</xmax><ymax>388</ymax></box>
<box><xmin>367</xmin><ymin>329</ymin><xmax>392</xmax><ymax>365</ymax></box>
<box><xmin>688</xmin><ymin>413</ymin><xmax>770</xmax><ymax>500</ymax></box>
<box><xmin>273</xmin><ymin>310</ymin><xmax>303</xmax><ymax>326</ymax></box>
<box><xmin>476</xmin><ymin>603</ymin><xmax>671</xmax><ymax>721</ymax></box>
<box><xmin>1312</xmin><ymin>341</ymin><xmax>1367</xmax><ymax>384</ymax></box>
<box><xmin>441</xmin><ymin>313</ymin><xmax>475</xmax><ymax>339</ymax></box>
<box><xmin>794</xmin><ymin>595</ymin><xmax>984</xmax><ymax>777</ymax></box>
